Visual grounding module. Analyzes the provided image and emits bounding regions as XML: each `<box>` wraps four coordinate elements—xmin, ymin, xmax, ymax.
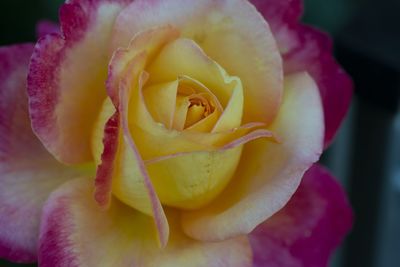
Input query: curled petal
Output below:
<box><xmin>107</xmin><ymin>25</ymin><xmax>179</xmax><ymax>105</ymax></box>
<box><xmin>93</xmin><ymin>111</ymin><xmax>120</xmax><ymax>208</ymax></box>
<box><xmin>38</xmin><ymin>178</ymin><xmax>252</xmax><ymax>267</ymax></box>
<box><xmin>182</xmin><ymin>72</ymin><xmax>324</xmax><ymax>241</ymax></box>
<box><xmin>249</xmin><ymin>164</ymin><xmax>353</xmax><ymax>267</ymax></box>
<box><xmin>0</xmin><ymin>44</ymin><xmax>85</xmax><ymax>263</ymax></box>
<box><xmin>28</xmin><ymin>0</ymin><xmax>130</xmax><ymax>164</ymax></box>
<box><xmin>114</xmin><ymin>82</ymin><xmax>169</xmax><ymax>247</ymax></box>
<box><xmin>94</xmin><ymin>64</ymin><xmax>170</xmax><ymax>245</ymax></box>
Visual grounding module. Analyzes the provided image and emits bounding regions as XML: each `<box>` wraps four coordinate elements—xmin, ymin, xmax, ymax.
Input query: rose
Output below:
<box><xmin>0</xmin><ymin>0</ymin><xmax>353</xmax><ymax>266</ymax></box>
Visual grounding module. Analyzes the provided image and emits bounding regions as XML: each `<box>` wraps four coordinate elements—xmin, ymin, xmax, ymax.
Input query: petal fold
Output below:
<box><xmin>113</xmin><ymin>81</ymin><xmax>169</xmax><ymax>246</ymax></box>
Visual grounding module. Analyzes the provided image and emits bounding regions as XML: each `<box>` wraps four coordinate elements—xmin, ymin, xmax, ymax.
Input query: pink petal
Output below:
<box><xmin>36</xmin><ymin>20</ymin><xmax>59</xmax><ymax>39</ymax></box>
<box><xmin>93</xmin><ymin>111</ymin><xmax>120</xmax><ymax>208</ymax></box>
<box><xmin>250</xmin><ymin>0</ymin><xmax>303</xmax><ymax>28</ymax></box>
<box><xmin>249</xmin><ymin>164</ymin><xmax>353</xmax><ymax>267</ymax></box>
<box><xmin>0</xmin><ymin>44</ymin><xmax>82</xmax><ymax>263</ymax></box>
<box><xmin>251</xmin><ymin>0</ymin><xmax>353</xmax><ymax>147</ymax></box>
<box><xmin>27</xmin><ymin>0</ymin><xmax>130</xmax><ymax>164</ymax></box>
<box><xmin>39</xmin><ymin>177</ymin><xmax>252</xmax><ymax>267</ymax></box>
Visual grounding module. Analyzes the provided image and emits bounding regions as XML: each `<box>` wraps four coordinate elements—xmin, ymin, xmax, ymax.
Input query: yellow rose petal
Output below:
<box><xmin>108</xmin><ymin>26</ymin><xmax>180</xmax><ymax>104</ymax></box>
<box><xmin>173</xmin><ymin>94</ymin><xmax>190</xmax><ymax>131</ymax></box>
<box><xmin>146</xmin><ymin>38</ymin><xmax>236</xmax><ymax>108</ymax></box>
<box><xmin>185</xmin><ymin>104</ymin><xmax>206</xmax><ymax>128</ymax></box>
<box><xmin>212</xmin><ymin>77</ymin><xmax>243</xmax><ymax>133</ymax></box>
<box><xmin>113</xmin><ymin>67</ymin><xmax>169</xmax><ymax>247</ymax></box>
<box><xmin>143</xmin><ymin>80</ymin><xmax>179</xmax><ymax>129</ymax></box>
<box><xmin>185</xmin><ymin>109</ymin><xmax>219</xmax><ymax>133</ymax></box>
<box><xmin>147</xmin><ymin>146</ymin><xmax>242</xmax><ymax>209</ymax></box>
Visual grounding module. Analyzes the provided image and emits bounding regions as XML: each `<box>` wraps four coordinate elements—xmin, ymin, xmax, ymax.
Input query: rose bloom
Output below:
<box><xmin>0</xmin><ymin>0</ymin><xmax>353</xmax><ymax>266</ymax></box>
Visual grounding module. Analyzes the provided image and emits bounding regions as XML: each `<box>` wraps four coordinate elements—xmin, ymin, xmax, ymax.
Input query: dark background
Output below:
<box><xmin>1</xmin><ymin>0</ymin><xmax>399</xmax><ymax>266</ymax></box>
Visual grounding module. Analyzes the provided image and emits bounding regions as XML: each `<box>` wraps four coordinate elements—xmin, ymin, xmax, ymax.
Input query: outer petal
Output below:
<box><xmin>27</xmin><ymin>0</ymin><xmax>131</xmax><ymax>164</ymax></box>
<box><xmin>113</xmin><ymin>0</ymin><xmax>283</xmax><ymax>125</ymax></box>
<box><xmin>36</xmin><ymin>20</ymin><xmax>59</xmax><ymax>39</ymax></box>
<box><xmin>0</xmin><ymin>44</ymin><xmax>86</xmax><ymax>263</ymax></box>
<box><xmin>250</xmin><ymin>0</ymin><xmax>303</xmax><ymax>28</ymax></box>
<box><xmin>249</xmin><ymin>164</ymin><xmax>353</xmax><ymax>267</ymax></box>
<box><xmin>283</xmin><ymin>26</ymin><xmax>352</xmax><ymax>147</ymax></box>
<box><xmin>182</xmin><ymin>72</ymin><xmax>324</xmax><ymax>241</ymax></box>
<box><xmin>250</xmin><ymin>0</ymin><xmax>353</xmax><ymax>146</ymax></box>
<box><xmin>38</xmin><ymin>177</ymin><xmax>252</xmax><ymax>267</ymax></box>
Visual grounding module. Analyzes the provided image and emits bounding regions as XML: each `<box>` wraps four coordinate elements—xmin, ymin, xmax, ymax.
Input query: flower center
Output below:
<box><xmin>143</xmin><ymin>75</ymin><xmax>223</xmax><ymax>133</ymax></box>
<box><xmin>185</xmin><ymin>94</ymin><xmax>213</xmax><ymax>128</ymax></box>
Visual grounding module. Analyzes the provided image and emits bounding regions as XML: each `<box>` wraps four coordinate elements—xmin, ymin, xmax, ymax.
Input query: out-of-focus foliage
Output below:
<box><xmin>303</xmin><ymin>0</ymin><xmax>357</xmax><ymax>35</ymax></box>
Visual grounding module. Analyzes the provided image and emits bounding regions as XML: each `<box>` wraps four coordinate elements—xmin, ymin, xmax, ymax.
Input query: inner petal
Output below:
<box><xmin>146</xmin><ymin>38</ymin><xmax>238</xmax><ymax>108</ymax></box>
<box><xmin>173</xmin><ymin>94</ymin><xmax>190</xmax><ymax>131</ymax></box>
<box><xmin>142</xmin><ymin>75</ymin><xmax>224</xmax><ymax>133</ymax></box>
<box><xmin>143</xmin><ymin>80</ymin><xmax>178</xmax><ymax>129</ymax></box>
<box><xmin>185</xmin><ymin>100</ymin><xmax>207</xmax><ymax>128</ymax></box>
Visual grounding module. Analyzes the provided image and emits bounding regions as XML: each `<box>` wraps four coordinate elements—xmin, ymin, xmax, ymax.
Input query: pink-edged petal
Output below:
<box><xmin>250</xmin><ymin>0</ymin><xmax>303</xmax><ymax>28</ymax></box>
<box><xmin>249</xmin><ymin>164</ymin><xmax>353</xmax><ymax>267</ymax></box>
<box><xmin>0</xmin><ymin>44</ymin><xmax>86</xmax><ymax>263</ymax></box>
<box><xmin>251</xmin><ymin>0</ymin><xmax>353</xmax><ymax>147</ymax></box>
<box><xmin>113</xmin><ymin>0</ymin><xmax>283</xmax><ymax>125</ymax></box>
<box><xmin>93</xmin><ymin>111</ymin><xmax>120</xmax><ymax>208</ymax></box>
<box><xmin>117</xmin><ymin>81</ymin><xmax>169</xmax><ymax>246</ymax></box>
<box><xmin>182</xmin><ymin>72</ymin><xmax>324</xmax><ymax>241</ymax></box>
<box><xmin>36</xmin><ymin>20</ymin><xmax>59</xmax><ymax>39</ymax></box>
<box><xmin>39</xmin><ymin>177</ymin><xmax>252</xmax><ymax>267</ymax></box>
<box><xmin>27</xmin><ymin>0</ymin><xmax>131</xmax><ymax>164</ymax></box>
<box><xmin>107</xmin><ymin>25</ymin><xmax>179</xmax><ymax>105</ymax></box>
<box><xmin>282</xmin><ymin>26</ymin><xmax>353</xmax><ymax>147</ymax></box>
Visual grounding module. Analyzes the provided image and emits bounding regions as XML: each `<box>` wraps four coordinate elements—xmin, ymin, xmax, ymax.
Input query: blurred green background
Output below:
<box><xmin>1</xmin><ymin>0</ymin><xmax>399</xmax><ymax>267</ymax></box>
